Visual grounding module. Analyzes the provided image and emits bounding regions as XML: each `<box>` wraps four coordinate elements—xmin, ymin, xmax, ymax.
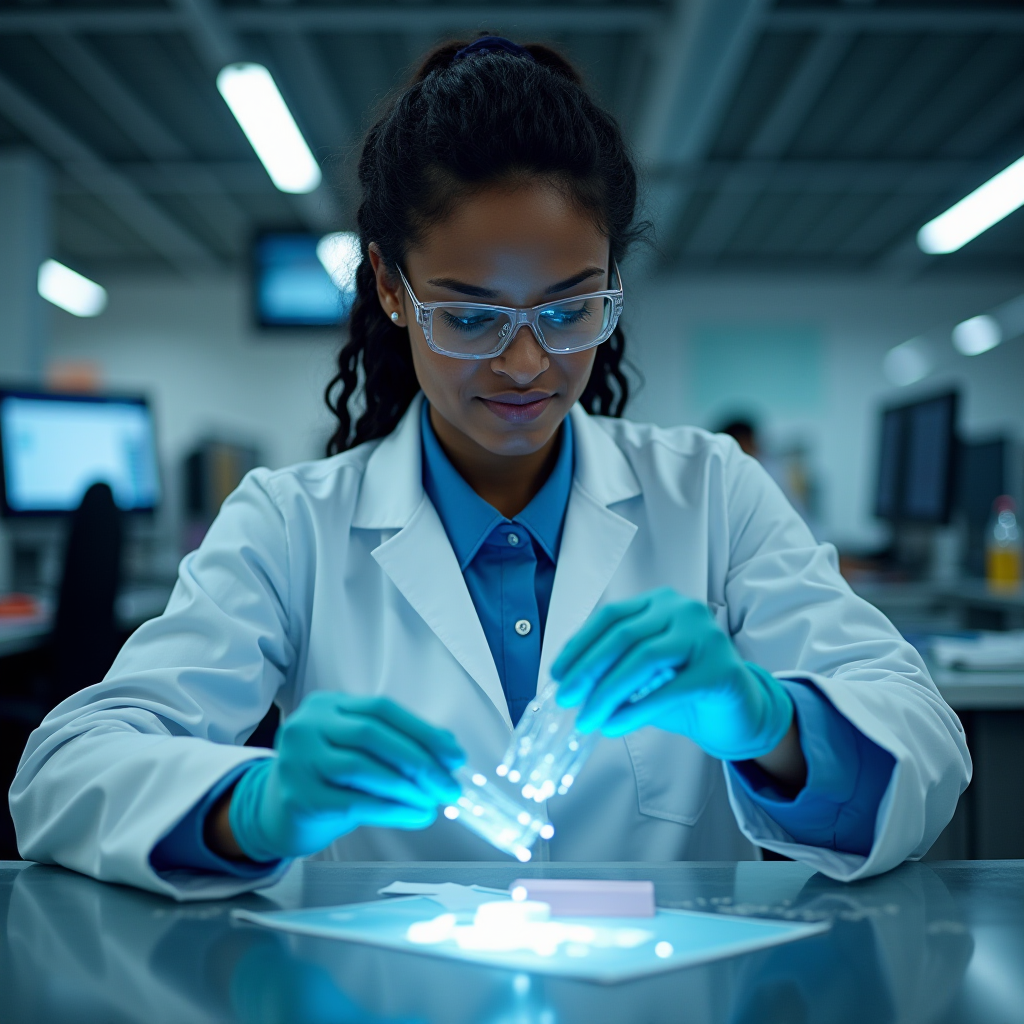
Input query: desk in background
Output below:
<box><xmin>0</xmin><ymin>584</ymin><xmax>174</xmax><ymax>659</ymax></box>
<box><xmin>851</xmin><ymin>577</ymin><xmax>1024</xmax><ymax>861</ymax></box>
<box><xmin>0</xmin><ymin>859</ymin><xmax>1020</xmax><ymax>1024</ymax></box>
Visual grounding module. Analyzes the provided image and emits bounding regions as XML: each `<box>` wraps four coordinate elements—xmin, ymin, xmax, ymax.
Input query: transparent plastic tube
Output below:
<box><xmin>443</xmin><ymin>764</ymin><xmax>553</xmax><ymax>862</ymax></box>
<box><xmin>496</xmin><ymin>682</ymin><xmax>600</xmax><ymax>803</ymax></box>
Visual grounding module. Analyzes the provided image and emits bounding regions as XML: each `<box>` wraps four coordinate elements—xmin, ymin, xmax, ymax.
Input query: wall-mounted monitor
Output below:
<box><xmin>0</xmin><ymin>389</ymin><xmax>161</xmax><ymax>517</ymax></box>
<box><xmin>253</xmin><ymin>231</ymin><xmax>359</xmax><ymax>328</ymax></box>
<box><xmin>873</xmin><ymin>390</ymin><xmax>958</xmax><ymax>525</ymax></box>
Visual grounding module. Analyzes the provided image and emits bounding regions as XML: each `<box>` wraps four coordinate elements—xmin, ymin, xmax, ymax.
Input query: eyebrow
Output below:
<box><xmin>425</xmin><ymin>266</ymin><xmax>607</xmax><ymax>300</ymax></box>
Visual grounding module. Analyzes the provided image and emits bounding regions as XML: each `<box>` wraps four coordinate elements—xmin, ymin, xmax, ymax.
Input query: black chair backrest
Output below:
<box><xmin>51</xmin><ymin>482</ymin><xmax>124</xmax><ymax>703</ymax></box>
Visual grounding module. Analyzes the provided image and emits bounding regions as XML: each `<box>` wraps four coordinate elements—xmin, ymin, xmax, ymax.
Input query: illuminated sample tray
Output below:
<box><xmin>233</xmin><ymin>895</ymin><xmax>830</xmax><ymax>984</ymax></box>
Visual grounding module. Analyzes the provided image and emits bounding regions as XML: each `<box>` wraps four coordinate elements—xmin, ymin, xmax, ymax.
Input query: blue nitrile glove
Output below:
<box><xmin>229</xmin><ymin>693</ymin><xmax>465</xmax><ymax>862</ymax></box>
<box><xmin>552</xmin><ymin>588</ymin><xmax>793</xmax><ymax>761</ymax></box>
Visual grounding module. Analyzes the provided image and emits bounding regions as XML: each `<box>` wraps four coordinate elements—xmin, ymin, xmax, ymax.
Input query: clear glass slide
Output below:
<box><xmin>496</xmin><ymin>682</ymin><xmax>600</xmax><ymax>803</ymax></box>
<box><xmin>444</xmin><ymin>764</ymin><xmax>554</xmax><ymax>862</ymax></box>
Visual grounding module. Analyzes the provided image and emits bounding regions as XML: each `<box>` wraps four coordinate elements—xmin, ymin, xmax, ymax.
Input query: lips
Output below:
<box><xmin>480</xmin><ymin>392</ymin><xmax>555</xmax><ymax>423</ymax></box>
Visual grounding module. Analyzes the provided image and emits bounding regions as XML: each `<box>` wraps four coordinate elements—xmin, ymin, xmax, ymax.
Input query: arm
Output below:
<box><xmin>10</xmin><ymin>471</ymin><xmax>298</xmax><ymax>900</ymax></box>
<box><xmin>716</xmin><ymin>443</ymin><xmax>970</xmax><ymax>877</ymax></box>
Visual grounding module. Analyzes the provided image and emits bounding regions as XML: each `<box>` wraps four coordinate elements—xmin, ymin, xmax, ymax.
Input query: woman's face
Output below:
<box><xmin>371</xmin><ymin>182</ymin><xmax>609</xmax><ymax>458</ymax></box>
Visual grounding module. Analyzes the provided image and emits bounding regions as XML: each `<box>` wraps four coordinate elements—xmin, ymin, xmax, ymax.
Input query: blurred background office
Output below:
<box><xmin>0</xmin><ymin>0</ymin><xmax>1022</xmax><ymax>861</ymax></box>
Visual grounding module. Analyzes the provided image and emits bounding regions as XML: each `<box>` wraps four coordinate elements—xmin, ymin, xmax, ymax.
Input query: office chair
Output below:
<box><xmin>50</xmin><ymin>482</ymin><xmax>124</xmax><ymax>705</ymax></box>
<box><xmin>0</xmin><ymin>483</ymin><xmax>123</xmax><ymax>857</ymax></box>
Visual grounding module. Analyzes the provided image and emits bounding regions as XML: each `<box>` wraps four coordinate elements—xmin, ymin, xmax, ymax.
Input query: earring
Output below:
<box><xmin>390</xmin><ymin>311</ymin><xmax>400</xmax><ymax>322</ymax></box>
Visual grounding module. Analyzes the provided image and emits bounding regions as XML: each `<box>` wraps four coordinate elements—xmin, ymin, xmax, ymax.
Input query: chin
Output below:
<box><xmin>476</xmin><ymin>412</ymin><xmax>562</xmax><ymax>457</ymax></box>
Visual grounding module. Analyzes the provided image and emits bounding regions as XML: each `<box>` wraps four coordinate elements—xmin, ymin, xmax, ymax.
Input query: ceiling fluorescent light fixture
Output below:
<box><xmin>917</xmin><ymin>154</ymin><xmax>1024</xmax><ymax>254</ymax></box>
<box><xmin>952</xmin><ymin>314</ymin><xmax>1002</xmax><ymax>357</ymax></box>
<box><xmin>216</xmin><ymin>63</ymin><xmax>321</xmax><ymax>194</ymax></box>
<box><xmin>883</xmin><ymin>337</ymin><xmax>932</xmax><ymax>387</ymax></box>
<box><xmin>37</xmin><ymin>259</ymin><xmax>107</xmax><ymax>317</ymax></box>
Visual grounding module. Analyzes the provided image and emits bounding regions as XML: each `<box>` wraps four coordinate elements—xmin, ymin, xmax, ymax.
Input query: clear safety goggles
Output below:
<box><xmin>396</xmin><ymin>263</ymin><xmax>624</xmax><ymax>360</ymax></box>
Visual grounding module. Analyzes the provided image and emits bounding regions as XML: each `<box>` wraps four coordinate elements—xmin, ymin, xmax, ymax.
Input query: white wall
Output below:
<box><xmin>50</xmin><ymin>273</ymin><xmax>339</xmax><ymax>543</ymax></box>
<box><xmin>625</xmin><ymin>273</ymin><xmax>1024</xmax><ymax>549</ymax></box>
<box><xmin>51</xmin><ymin>270</ymin><xmax>1024</xmax><ymax>553</ymax></box>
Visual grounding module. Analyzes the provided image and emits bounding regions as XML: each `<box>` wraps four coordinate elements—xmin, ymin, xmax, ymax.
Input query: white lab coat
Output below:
<box><xmin>11</xmin><ymin>395</ymin><xmax>970</xmax><ymax>900</ymax></box>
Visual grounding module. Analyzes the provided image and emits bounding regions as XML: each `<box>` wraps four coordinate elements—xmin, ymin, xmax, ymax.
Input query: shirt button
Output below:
<box><xmin>507</xmin><ymin>533</ymin><xmax>520</xmax><ymax>546</ymax></box>
<box><xmin>515</xmin><ymin>619</ymin><xmax>532</xmax><ymax>636</ymax></box>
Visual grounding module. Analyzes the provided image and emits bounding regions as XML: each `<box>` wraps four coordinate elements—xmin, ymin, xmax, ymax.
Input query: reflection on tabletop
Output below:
<box><xmin>3</xmin><ymin>860</ymin><xmax>1016</xmax><ymax>1024</ymax></box>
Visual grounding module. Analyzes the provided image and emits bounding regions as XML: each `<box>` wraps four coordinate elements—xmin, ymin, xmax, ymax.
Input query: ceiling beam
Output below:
<box><xmin>0</xmin><ymin>5</ymin><xmax>664</xmax><ymax>35</ymax></box>
<box><xmin>168</xmin><ymin>0</ymin><xmax>240</xmax><ymax>70</ymax></box>
<box><xmin>653</xmin><ymin>158</ymin><xmax>1004</xmax><ymax>191</ymax></box>
<box><xmin>39</xmin><ymin>34</ymin><xmax>189</xmax><ymax>161</ymax></box>
<box><xmin>40</xmin><ymin>33</ymin><xmax>255</xmax><ymax>255</ymax></box>
<box><xmin>635</xmin><ymin>0</ymin><xmax>769</xmax><ymax>270</ymax></box>
<box><xmin>685</xmin><ymin>30</ymin><xmax>854</xmax><ymax>258</ymax></box>
<box><xmin>766</xmin><ymin>8</ymin><xmax>1024</xmax><ymax>34</ymax></box>
<box><xmin>0</xmin><ymin>70</ymin><xmax>220</xmax><ymax>275</ymax></box>
<box><xmin>75</xmin><ymin>157</ymin><xmax>1000</xmax><ymax>197</ymax></box>
<box><xmin>266</xmin><ymin>31</ymin><xmax>355</xmax><ymax>152</ymax></box>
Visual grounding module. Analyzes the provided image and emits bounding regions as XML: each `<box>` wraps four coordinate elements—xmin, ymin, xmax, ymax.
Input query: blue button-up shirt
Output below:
<box><xmin>153</xmin><ymin>403</ymin><xmax>894</xmax><ymax>874</ymax></box>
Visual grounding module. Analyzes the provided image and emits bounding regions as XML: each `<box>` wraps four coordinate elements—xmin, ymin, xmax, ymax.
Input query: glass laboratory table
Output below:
<box><xmin>0</xmin><ymin>859</ymin><xmax>1021</xmax><ymax>1024</ymax></box>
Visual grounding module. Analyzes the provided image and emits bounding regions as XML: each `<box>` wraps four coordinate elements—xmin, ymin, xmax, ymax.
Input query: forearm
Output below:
<box><xmin>751</xmin><ymin>717</ymin><xmax>807</xmax><ymax>792</ymax></box>
<box><xmin>204</xmin><ymin>783</ymin><xmax>247</xmax><ymax>861</ymax></box>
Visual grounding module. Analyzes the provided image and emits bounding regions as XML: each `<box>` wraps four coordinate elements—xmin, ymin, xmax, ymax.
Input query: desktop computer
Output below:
<box><xmin>0</xmin><ymin>387</ymin><xmax>161</xmax><ymax>592</ymax></box>
<box><xmin>873</xmin><ymin>390</ymin><xmax>959</xmax><ymax>573</ymax></box>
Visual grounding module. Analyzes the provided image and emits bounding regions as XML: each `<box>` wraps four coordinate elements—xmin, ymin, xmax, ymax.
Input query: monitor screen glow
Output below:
<box><xmin>254</xmin><ymin>233</ymin><xmax>355</xmax><ymax>327</ymax></box>
<box><xmin>0</xmin><ymin>392</ymin><xmax>161</xmax><ymax>515</ymax></box>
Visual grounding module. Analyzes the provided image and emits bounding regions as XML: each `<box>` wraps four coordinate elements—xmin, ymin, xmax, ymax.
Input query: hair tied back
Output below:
<box><xmin>453</xmin><ymin>36</ymin><xmax>536</xmax><ymax>64</ymax></box>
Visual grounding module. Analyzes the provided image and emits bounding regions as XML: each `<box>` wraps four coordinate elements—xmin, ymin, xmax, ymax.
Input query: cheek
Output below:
<box><xmin>560</xmin><ymin>350</ymin><xmax>599</xmax><ymax>401</ymax></box>
<box><xmin>409</xmin><ymin>334</ymin><xmax>480</xmax><ymax>405</ymax></box>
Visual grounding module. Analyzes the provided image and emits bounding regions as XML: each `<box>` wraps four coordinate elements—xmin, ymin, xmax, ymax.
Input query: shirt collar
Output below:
<box><xmin>421</xmin><ymin>400</ymin><xmax>574</xmax><ymax>570</ymax></box>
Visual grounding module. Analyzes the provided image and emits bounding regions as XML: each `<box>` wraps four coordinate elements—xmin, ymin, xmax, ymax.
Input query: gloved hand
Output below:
<box><xmin>552</xmin><ymin>587</ymin><xmax>793</xmax><ymax>761</ymax></box>
<box><xmin>228</xmin><ymin>693</ymin><xmax>465</xmax><ymax>862</ymax></box>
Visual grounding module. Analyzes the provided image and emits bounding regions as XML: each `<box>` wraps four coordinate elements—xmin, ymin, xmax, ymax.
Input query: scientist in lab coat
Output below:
<box><xmin>11</xmin><ymin>38</ymin><xmax>970</xmax><ymax>901</ymax></box>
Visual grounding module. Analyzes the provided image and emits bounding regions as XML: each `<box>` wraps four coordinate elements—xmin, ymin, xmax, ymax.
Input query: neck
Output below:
<box><xmin>429</xmin><ymin>406</ymin><xmax>562</xmax><ymax>519</ymax></box>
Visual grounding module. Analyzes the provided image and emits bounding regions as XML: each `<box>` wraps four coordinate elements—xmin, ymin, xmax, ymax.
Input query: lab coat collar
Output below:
<box><xmin>352</xmin><ymin>393</ymin><xmax>427</xmax><ymax>530</ymax></box>
<box><xmin>353</xmin><ymin>393</ymin><xmax>641</xmax><ymax>528</ymax></box>
<box><xmin>566</xmin><ymin>403</ymin><xmax>642</xmax><ymax>507</ymax></box>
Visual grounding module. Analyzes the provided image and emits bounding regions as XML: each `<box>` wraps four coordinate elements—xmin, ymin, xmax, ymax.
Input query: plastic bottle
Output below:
<box><xmin>986</xmin><ymin>495</ymin><xmax>1022</xmax><ymax>589</ymax></box>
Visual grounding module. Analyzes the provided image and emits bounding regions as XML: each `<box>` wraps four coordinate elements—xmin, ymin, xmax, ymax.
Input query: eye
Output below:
<box><xmin>540</xmin><ymin>303</ymin><xmax>594</xmax><ymax>327</ymax></box>
<box><xmin>437</xmin><ymin>310</ymin><xmax>499</xmax><ymax>333</ymax></box>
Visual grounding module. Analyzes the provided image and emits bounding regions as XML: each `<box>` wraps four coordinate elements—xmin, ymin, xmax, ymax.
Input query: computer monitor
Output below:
<box><xmin>874</xmin><ymin>390</ymin><xmax>958</xmax><ymax>525</ymax></box>
<box><xmin>0</xmin><ymin>389</ymin><xmax>161</xmax><ymax>517</ymax></box>
<box><xmin>253</xmin><ymin>232</ymin><xmax>355</xmax><ymax>328</ymax></box>
<box><xmin>958</xmin><ymin>438</ymin><xmax>1006</xmax><ymax>527</ymax></box>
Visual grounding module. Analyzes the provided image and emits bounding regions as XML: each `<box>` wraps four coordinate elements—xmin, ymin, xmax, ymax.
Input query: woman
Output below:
<box><xmin>12</xmin><ymin>38</ymin><xmax>969</xmax><ymax>900</ymax></box>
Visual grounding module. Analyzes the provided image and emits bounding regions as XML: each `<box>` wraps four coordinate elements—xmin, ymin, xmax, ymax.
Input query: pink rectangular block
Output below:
<box><xmin>510</xmin><ymin>878</ymin><xmax>656</xmax><ymax>917</ymax></box>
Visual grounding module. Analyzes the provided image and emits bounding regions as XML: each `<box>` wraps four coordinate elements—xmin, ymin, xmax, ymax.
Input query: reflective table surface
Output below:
<box><xmin>1</xmin><ymin>859</ymin><xmax>1022</xmax><ymax>1024</ymax></box>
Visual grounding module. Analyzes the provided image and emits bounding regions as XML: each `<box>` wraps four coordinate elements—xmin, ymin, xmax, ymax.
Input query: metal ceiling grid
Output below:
<box><xmin>0</xmin><ymin>0</ymin><xmax>1021</xmax><ymax>278</ymax></box>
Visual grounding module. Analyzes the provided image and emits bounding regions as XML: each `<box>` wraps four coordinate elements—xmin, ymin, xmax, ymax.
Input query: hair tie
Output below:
<box><xmin>452</xmin><ymin>36</ymin><xmax>536</xmax><ymax>64</ymax></box>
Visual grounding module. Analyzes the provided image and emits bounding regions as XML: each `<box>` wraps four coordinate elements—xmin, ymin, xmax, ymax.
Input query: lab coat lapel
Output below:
<box><xmin>540</xmin><ymin>408</ymin><xmax>642</xmax><ymax>687</ymax></box>
<box><xmin>355</xmin><ymin>395</ymin><xmax>511</xmax><ymax>729</ymax></box>
<box><xmin>371</xmin><ymin>500</ymin><xmax>510</xmax><ymax>728</ymax></box>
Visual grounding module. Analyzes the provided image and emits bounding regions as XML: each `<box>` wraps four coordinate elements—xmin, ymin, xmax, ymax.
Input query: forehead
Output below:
<box><xmin>410</xmin><ymin>181</ymin><xmax>608</xmax><ymax>277</ymax></box>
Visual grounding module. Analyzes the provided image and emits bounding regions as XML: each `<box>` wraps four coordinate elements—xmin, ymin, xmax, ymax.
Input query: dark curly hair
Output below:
<box><xmin>325</xmin><ymin>38</ymin><xmax>646</xmax><ymax>454</ymax></box>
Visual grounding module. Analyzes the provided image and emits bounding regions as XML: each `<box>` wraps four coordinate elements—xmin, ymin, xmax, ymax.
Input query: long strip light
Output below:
<box><xmin>37</xmin><ymin>259</ymin><xmax>107</xmax><ymax>317</ymax></box>
<box><xmin>918</xmin><ymin>154</ymin><xmax>1024</xmax><ymax>254</ymax></box>
<box><xmin>952</xmin><ymin>315</ymin><xmax>1001</xmax><ymax>357</ymax></box>
<box><xmin>216</xmin><ymin>63</ymin><xmax>321</xmax><ymax>194</ymax></box>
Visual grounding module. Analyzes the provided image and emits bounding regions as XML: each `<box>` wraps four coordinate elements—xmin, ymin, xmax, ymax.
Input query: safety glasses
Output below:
<box><xmin>396</xmin><ymin>263</ymin><xmax>624</xmax><ymax>360</ymax></box>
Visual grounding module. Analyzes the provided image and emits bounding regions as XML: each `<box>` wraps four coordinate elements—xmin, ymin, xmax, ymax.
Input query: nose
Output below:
<box><xmin>492</xmin><ymin>324</ymin><xmax>549</xmax><ymax>384</ymax></box>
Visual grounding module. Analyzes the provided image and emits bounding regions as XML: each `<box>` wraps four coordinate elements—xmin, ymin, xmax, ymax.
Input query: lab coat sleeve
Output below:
<box><xmin>714</xmin><ymin>441</ymin><xmax>971</xmax><ymax>881</ymax></box>
<box><xmin>9</xmin><ymin>469</ymin><xmax>297</xmax><ymax>900</ymax></box>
